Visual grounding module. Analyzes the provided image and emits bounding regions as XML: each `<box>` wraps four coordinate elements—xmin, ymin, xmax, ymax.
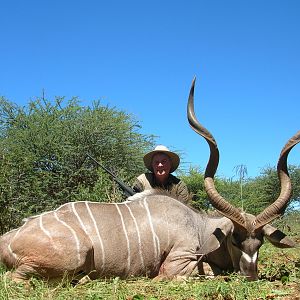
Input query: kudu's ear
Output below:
<box><xmin>196</xmin><ymin>221</ymin><xmax>233</xmax><ymax>255</ymax></box>
<box><xmin>263</xmin><ymin>224</ymin><xmax>296</xmax><ymax>248</ymax></box>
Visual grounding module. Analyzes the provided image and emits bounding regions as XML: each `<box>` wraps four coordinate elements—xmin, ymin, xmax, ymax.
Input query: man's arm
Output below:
<box><xmin>176</xmin><ymin>180</ymin><xmax>190</xmax><ymax>204</ymax></box>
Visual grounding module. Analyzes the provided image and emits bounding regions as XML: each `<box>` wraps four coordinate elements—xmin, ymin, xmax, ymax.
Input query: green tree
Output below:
<box><xmin>180</xmin><ymin>165</ymin><xmax>300</xmax><ymax>215</ymax></box>
<box><xmin>180</xmin><ymin>167</ymin><xmax>240</xmax><ymax>211</ymax></box>
<box><xmin>0</xmin><ymin>96</ymin><xmax>154</xmax><ymax>233</ymax></box>
<box><xmin>179</xmin><ymin>167</ymin><xmax>207</xmax><ymax>210</ymax></box>
<box><xmin>289</xmin><ymin>165</ymin><xmax>300</xmax><ymax>209</ymax></box>
<box><xmin>246</xmin><ymin>165</ymin><xmax>300</xmax><ymax>214</ymax></box>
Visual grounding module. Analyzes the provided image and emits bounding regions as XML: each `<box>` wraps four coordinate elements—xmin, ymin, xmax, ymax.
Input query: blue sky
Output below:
<box><xmin>1</xmin><ymin>1</ymin><xmax>299</xmax><ymax>178</ymax></box>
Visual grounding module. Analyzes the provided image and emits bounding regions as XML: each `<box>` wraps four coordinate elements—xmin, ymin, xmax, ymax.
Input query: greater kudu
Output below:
<box><xmin>0</xmin><ymin>80</ymin><xmax>298</xmax><ymax>283</ymax></box>
<box><xmin>187</xmin><ymin>77</ymin><xmax>299</xmax><ymax>280</ymax></box>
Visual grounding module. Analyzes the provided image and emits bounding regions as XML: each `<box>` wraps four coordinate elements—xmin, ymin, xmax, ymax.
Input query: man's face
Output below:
<box><xmin>151</xmin><ymin>153</ymin><xmax>172</xmax><ymax>183</ymax></box>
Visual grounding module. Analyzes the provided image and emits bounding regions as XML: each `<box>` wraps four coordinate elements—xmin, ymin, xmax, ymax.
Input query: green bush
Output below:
<box><xmin>0</xmin><ymin>96</ymin><xmax>154</xmax><ymax>233</ymax></box>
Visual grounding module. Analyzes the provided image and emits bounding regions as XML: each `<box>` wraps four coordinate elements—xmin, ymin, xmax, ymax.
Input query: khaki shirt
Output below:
<box><xmin>133</xmin><ymin>173</ymin><xmax>190</xmax><ymax>204</ymax></box>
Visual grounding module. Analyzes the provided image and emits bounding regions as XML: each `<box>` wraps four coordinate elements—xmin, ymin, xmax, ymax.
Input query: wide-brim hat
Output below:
<box><xmin>143</xmin><ymin>145</ymin><xmax>180</xmax><ymax>173</ymax></box>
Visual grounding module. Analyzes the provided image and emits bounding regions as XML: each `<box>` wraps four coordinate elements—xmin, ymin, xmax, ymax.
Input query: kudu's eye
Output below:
<box><xmin>231</xmin><ymin>238</ymin><xmax>238</xmax><ymax>247</ymax></box>
<box><xmin>231</xmin><ymin>233</ymin><xmax>241</xmax><ymax>248</ymax></box>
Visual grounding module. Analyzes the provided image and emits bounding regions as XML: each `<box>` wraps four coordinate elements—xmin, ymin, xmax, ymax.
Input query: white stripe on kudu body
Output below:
<box><xmin>54</xmin><ymin>212</ymin><xmax>81</xmax><ymax>265</ymax></box>
<box><xmin>39</xmin><ymin>212</ymin><xmax>61</xmax><ymax>252</ymax></box>
<box><xmin>143</xmin><ymin>198</ymin><xmax>160</xmax><ymax>260</ymax></box>
<box><xmin>71</xmin><ymin>202</ymin><xmax>89</xmax><ymax>235</ymax></box>
<box><xmin>39</xmin><ymin>213</ymin><xmax>53</xmax><ymax>240</ymax></box>
<box><xmin>8</xmin><ymin>220</ymin><xmax>29</xmax><ymax>261</ymax></box>
<box><xmin>115</xmin><ymin>204</ymin><xmax>131</xmax><ymax>272</ymax></box>
<box><xmin>8</xmin><ymin>244</ymin><xmax>17</xmax><ymax>260</ymax></box>
<box><xmin>124</xmin><ymin>203</ymin><xmax>145</xmax><ymax>269</ymax></box>
<box><xmin>85</xmin><ymin>202</ymin><xmax>106</xmax><ymax>271</ymax></box>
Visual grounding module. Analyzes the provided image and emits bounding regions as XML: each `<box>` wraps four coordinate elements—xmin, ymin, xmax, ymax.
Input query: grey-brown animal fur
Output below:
<box><xmin>0</xmin><ymin>190</ymin><xmax>229</xmax><ymax>282</ymax></box>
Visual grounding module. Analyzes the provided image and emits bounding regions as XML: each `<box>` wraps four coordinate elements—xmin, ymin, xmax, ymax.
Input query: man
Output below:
<box><xmin>133</xmin><ymin>145</ymin><xmax>190</xmax><ymax>204</ymax></box>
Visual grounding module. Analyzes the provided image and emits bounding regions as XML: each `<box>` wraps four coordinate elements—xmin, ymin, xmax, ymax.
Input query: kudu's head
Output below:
<box><xmin>187</xmin><ymin>78</ymin><xmax>300</xmax><ymax>280</ymax></box>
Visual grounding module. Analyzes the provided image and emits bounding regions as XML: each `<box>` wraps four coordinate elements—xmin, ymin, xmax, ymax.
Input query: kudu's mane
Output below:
<box><xmin>127</xmin><ymin>189</ymin><xmax>222</xmax><ymax>217</ymax></box>
<box><xmin>127</xmin><ymin>189</ymin><xmax>167</xmax><ymax>201</ymax></box>
<box><xmin>127</xmin><ymin>188</ymin><xmax>193</xmax><ymax>206</ymax></box>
